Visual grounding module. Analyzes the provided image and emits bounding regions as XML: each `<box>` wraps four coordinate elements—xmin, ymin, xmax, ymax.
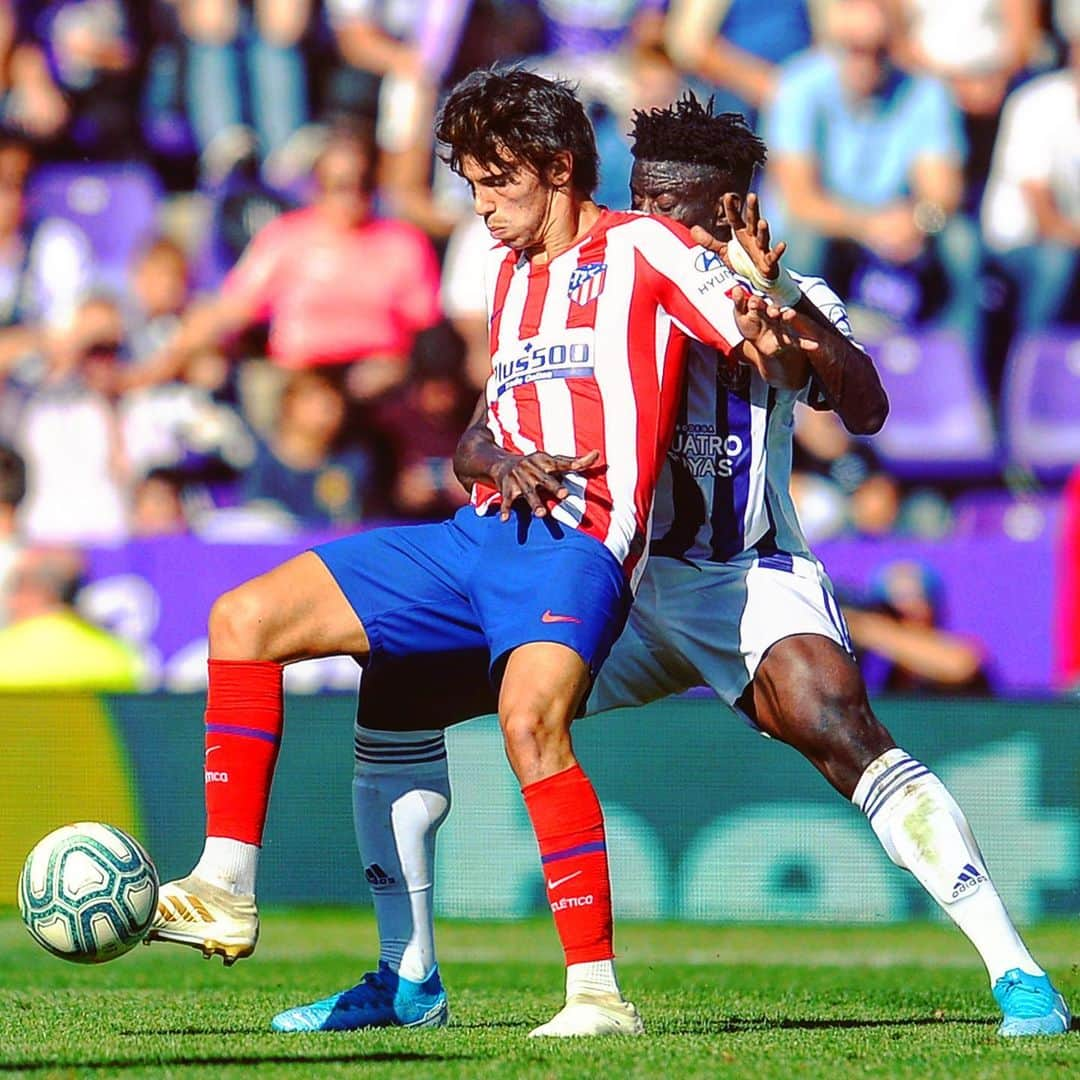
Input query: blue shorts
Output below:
<box><xmin>314</xmin><ymin>505</ymin><xmax>631</xmax><ymax>683</ymax></box>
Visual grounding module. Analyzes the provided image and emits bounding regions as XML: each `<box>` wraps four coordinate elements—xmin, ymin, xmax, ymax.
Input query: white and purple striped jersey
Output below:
<box><xmin>650</xmin><ymin>267</ymin><xmax>861</xmax><ymax>566</ymax></box>
<box><xmin>474</xmin><ymin>210</ymin><xmax>746</xmax><ymax>586</ymax></box>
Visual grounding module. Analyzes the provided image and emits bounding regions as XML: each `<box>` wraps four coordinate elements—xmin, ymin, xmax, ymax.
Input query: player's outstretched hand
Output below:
<box><xmin>690</xmin><ymin>193</ymin><xmax>787</xmax><ymax>287</ymax></box>
<box><xmin>489</xmin><ymin>449</ymin><xmax>602</xmax><ymax>521</ymax></box>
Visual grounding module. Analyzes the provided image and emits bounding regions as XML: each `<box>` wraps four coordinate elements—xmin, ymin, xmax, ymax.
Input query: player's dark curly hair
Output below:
<box><xmin>630</xmin><ymin>93</ymin><xmax>767</xmax><ymax>195</ymax></box>
<box><xmin>436</xmin><ymin>67</ymin><xmax>599</xmax><ymax>196</ymax></box>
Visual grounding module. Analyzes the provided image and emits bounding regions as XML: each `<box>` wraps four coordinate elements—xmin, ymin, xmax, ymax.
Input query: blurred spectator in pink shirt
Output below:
<box><xmin>143</xmin><ymin>119</ymin><xmax>442</xmax><ymax>402</ymax></box>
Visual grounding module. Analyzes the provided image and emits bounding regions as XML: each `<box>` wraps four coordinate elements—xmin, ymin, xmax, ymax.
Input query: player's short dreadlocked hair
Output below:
<box><xmin>630</xmin><ymin>93</ymin><xmax>767</xmax><ymax>195</ymax></box>
<box><xmin>436</xmin><ymin>67</ymin><xmax>599</xmax><ymax>196</ymax></box>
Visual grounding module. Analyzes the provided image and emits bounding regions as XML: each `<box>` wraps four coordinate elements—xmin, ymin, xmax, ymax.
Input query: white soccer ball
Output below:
<box><xmin>17</xmin><ymin>822</ymin><xmax>159</xmax><ymax>964</ymax></box>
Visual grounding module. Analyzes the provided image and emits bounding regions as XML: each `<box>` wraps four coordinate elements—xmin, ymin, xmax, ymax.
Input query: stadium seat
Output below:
<box><xmin>25</xmin><ymin>163</ymin><xmax>162</xmax><ymax>294</ymax></box>
<box><xmin>866</xmin><ymin>330</ymin><xmax>999</xmax><ymax>480</ymax></box>
<box><xmin>1002</xmin><ymin>329</ymin><xmax>1080</xmax><ymax>482</ymax></box>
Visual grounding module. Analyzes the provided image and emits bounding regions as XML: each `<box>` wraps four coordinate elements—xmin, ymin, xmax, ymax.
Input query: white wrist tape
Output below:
<box><xmin>724</xmin><ymin>234</ymin><xmax>802</xmax><ymax>307</ymax></box>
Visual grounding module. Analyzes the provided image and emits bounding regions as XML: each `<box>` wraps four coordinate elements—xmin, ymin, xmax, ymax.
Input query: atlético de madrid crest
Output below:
<box><xmin>568</xmin><ymin>262</ymin><xmax>607</xmax><ymax>306</ymax></box>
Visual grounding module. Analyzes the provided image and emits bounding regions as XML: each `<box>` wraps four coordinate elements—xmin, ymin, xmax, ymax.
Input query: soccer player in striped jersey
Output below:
<box><xmin>146</xmin><ymin>71</ymin><xmax>810</xmax><ymax>1036</ymax></box>
<box><xmin>319</xmin><ymin>95</ymin><xmax>1069</xmax><ymax>1038</ymax></box>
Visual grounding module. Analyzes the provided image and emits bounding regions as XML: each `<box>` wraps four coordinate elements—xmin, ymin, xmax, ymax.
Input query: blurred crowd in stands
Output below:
<box><xmin>0</xmin><ymin>0</ymin><xmax>1074</xmax><ymax>689</ymax></box>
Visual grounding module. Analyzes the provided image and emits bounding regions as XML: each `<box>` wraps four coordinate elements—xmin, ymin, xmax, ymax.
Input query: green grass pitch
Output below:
<box><xmin>0</xmin><ymin>910</ymin><xmax>1076</xmax><ymax>1078</ymax></box>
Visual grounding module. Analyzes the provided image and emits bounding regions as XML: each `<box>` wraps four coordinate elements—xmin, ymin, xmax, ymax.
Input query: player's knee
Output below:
<box><xmin>208</xmin><ymin>585</ymin><xmax>277</xmax><ymax>659</ymax></box>
<box><xmin>499</xmin><ymin>707</ymin><xmax>543</xmax><ymax>754</ymax></box>
<box><xmin>498</xmin><ymin>706</ymin><xmax>573</xmax><ymax>781</ymax></box>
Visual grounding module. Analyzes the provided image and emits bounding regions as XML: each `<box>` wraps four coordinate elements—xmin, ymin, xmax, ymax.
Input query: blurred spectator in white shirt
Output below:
<box><xmin>440</xmin><ymin>211</ymin><xmax>490</xmax><ymax>392</ymax></box>
<box><xmin>893</xmin><ymin>0</ymin><xmax>1041</xmax><ymax>199</ymax></box>
<box><xmin>5</xmin><ymin>294</ymin><xmax>130</xmax><ymax>544</ymax></box>
<box><xmin>0</xmin><ymin>137</ymin><xmax>93</xmax><ymax>363</ymax></box>
<box><xmin>981</xmin><ymin>3</ymin><xmax>1080</xmax><ymax>330</ymax></box>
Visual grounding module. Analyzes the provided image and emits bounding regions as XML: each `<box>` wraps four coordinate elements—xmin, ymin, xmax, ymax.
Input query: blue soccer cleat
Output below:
<box><xmin>270</xmin><ymin>962</ymin><xmax>449</xmax><ymax>1032</ymax></box>
<box><xmin>992</xmin><ymin>968</ymin><xmax>1071</xmax><ymax>1036</ymax></box>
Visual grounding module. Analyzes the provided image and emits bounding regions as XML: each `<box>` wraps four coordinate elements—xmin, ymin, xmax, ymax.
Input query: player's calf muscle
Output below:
<box><xmin>754</xmin><ymin>637</ymin><xmax>894</xmax><ymax>796</ymax></box>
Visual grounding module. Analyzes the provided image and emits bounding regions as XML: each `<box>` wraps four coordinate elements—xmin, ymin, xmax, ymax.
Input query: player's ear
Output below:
<box><xmin>545</xmin><ymin>151</ymin><xmax>574</xmax><ymax>191</ymax></box>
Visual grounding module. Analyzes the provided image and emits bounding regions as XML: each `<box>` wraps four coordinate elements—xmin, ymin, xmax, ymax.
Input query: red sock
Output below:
<box><xmin>522</xmin><ymin>763</ymin><xmax>613</xmax><ymax>965</ymax></box>
<box><xmin>204</xmin><ymin>659</ymin><xmax>283</xmax><ymax>846</ymax></box>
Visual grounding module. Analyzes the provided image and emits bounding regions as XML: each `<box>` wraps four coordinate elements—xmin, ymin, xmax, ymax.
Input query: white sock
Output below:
<box><xmin>193</xmin><ymin>836</ymin><xmax>259</xmax><ymax>896</ymax></box>
<box><xmin>353</xmin><ymin>725</ymin><xmax>450</xmax><ymax>984</ymax></box>
<box><xmin>854</xmin><ymin>748</ymin><xmax>1042</xmax><ymax>984</ymax></box>
<box><xmin>566</xmin><ymin>960</ymin><xmax>621</xmax><ymax>999</ymax></box>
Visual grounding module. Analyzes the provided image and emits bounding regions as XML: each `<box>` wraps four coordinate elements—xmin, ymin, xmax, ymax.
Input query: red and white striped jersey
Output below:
<box><xmin>473</xmin><ymin>209</ymin><xmax>745</xmax><ymax>587</ymax></box>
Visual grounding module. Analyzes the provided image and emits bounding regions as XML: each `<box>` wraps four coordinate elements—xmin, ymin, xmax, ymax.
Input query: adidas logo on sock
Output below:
<box><xmin>364</xmin><ymin>863</ymin><xmax>397</xmax><ymax>889</ymax></box>
<box><xmin>951</xmin><ymin>862</ymin><xmax>987</xmax><ymax>898</ymax></box>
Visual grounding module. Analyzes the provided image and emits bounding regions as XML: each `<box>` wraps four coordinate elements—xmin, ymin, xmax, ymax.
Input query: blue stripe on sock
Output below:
<box><xmin>353</xmin><ymin>740</ymin><xmax>446</xmax><ymax>757</ymax></box>
<box><xmin>354</xmin><ymin>733</ymin><xmax>446</xmax><ymax>750</ymax></box>
<box><xmin>867</xmin><ymin>767</ymin><xmax>931</xmax><ymax>823</ymax></box>
<box><xmin>860</xmin><ymin>755</ymin><xmax>916</xmax><ymax>813</ymax></box>
<box><xmin>540</xmin><ymin>840</ymin><xmax>606</xmax><ymax>865</ymax></box>
<box><xmin>864</xmin><ymin>760</ymin><xmax>926</xmax><ymax>819</ymax></box>
<box><xmin>354</xmin><ymin>749</ymin><xmax>448</xmax><ymax>766</ymax></box>
<box><xmin>864</xmin><ymin>760</ymin><xmax>924</xmax><ymax>816</ymax></box>
<box><xmin>206</xmin><ymin>723</ymin><xmax>279</xmax><ymax>745</ymax></box>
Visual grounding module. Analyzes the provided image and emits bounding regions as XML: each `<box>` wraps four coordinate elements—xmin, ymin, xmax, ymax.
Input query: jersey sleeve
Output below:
<box><xmin>634</xmin><ymin>217</ymin><xmax>745</xmax><ymax>356</ymax></box>
<box><xmin>791</xmin><ymin>272</ymin><xmax>865</xmax><ymax>407</ymax></box>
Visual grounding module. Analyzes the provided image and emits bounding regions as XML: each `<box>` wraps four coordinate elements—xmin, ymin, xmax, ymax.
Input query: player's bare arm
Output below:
<box><xmin>695</xmin><ymin>192</ymin><xmax>889</xmax><ymax>435</ymax></box>
<box><xmin>455</xmin><ymin>283</ymin><xmax>810</xmax><ymax>520</ymax></box>
<box><xmin>454</xmin><ymin>396</ymin><xmax>600</xmax><ymax>521</ymax></box>
<box><xmin>729</xmin><ymin>287</ymin><xmax>819</xmax><ymax>391</ymax></box>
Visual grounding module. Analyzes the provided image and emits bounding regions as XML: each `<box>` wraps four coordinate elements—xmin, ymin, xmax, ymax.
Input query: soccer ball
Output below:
<box><xmin>17</xmin><ymin>822</ymin><xmax>159</xmax><ymax>964</ymax></box>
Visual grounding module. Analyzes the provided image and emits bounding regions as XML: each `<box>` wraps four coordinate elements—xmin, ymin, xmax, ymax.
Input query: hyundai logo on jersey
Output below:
<box><xmin>694</xmin><ymin>249</ymin><xmax>725</xmax><ymax>273</ymax></box>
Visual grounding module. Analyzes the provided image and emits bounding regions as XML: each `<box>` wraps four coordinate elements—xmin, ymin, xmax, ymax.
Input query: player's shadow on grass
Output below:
<box><xmin>439</xmin><ymin>1020</ymin><xmax>530</xmax><ymax>1031</ymax></box>
<box><xmin>0</xmin><ymin>1053</ymin><xmax>474</xmax><ymax>1072</ymax></box>
<box><xmin>664</xmin><ymin>1016</ymin><xmax>995</xmax><ymax>1035</ymax></box>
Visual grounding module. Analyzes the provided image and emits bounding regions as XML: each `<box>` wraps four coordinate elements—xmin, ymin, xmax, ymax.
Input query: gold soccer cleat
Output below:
<box><xmin>144</xmin><ymin>874</ymin><xmax>258</xmax><ymax>966</ymax></box>
<box><xmin>528</xmin><ymin>993</ymin><xmax>645</xmax><ymax>1037</ymax></box>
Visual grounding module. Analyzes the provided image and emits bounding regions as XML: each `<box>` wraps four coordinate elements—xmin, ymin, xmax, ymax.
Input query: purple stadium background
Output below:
<box><xmin>83</xmin><ymin>526</ymin><xmax>1063</xmax><ymax>696</ymax></box>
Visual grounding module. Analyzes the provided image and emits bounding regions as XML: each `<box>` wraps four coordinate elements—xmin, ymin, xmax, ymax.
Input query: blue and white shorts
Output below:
<box><xmin>588</xmin><ymin>551</ymin><xmax>852</xmax><ymax>725</ymax></box>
